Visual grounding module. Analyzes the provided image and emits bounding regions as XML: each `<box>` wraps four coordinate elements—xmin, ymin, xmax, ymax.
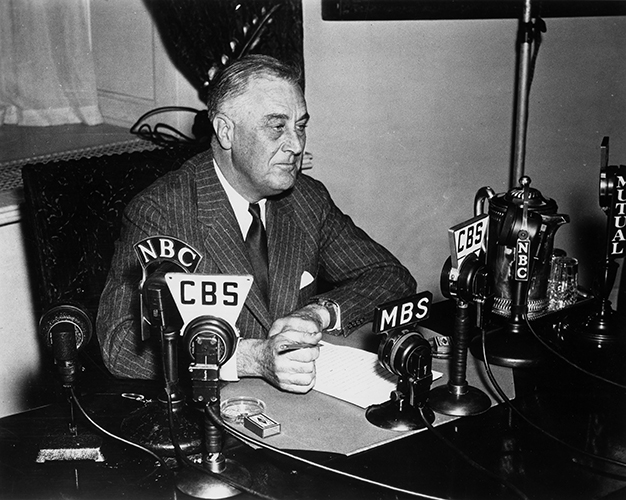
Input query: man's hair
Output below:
<box><xmin>206</xmin><ymin>54</ymin><xmax>303</xmax><ymax>122</ymax></box>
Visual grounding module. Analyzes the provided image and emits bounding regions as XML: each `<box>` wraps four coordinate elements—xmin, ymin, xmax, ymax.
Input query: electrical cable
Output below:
<box><xmin>154</xmin><ymin>322</ymin><xmax>278</xmax><ymax>500</ymax></box>
<box><xmin>162</xmin><ymin>384</ymin><xmax>279</xmax><ymax>500</ymax></box>
<box><xmin>156</xmin><ymin>324</ymin><xmax>448</xmax><ymax>499</ymax></box>
<box><xmin>127</xmin><ymin>5</ymin><xmax>283</xmax><ymax>149</ymax></box>
<box><xmin>479</xmin><ymin>327</ymin><xmax>626</xmax><ymax>473</ymax></box>
<box><xmin>417</xmin><ymin>407</ymin><xmax>530</xmax><ymax>500</ymax></box>
<box><xmin>69</xmin><ymin>387</ymin><xmax>171</xmax><ymax>473</ymax></box>
<box><xmin>206</xmin><ymin>405</ymin><xmax>449</xmax><ymax>500</ymax></box>
<box><xmin>525</xmin><ymin>317</ymin><xmax>626</xmax><ymax>391</ymax></box>
<box><xmin>159</xmin><ymin>332</ymin><xmax>446</xmax><ymax>499</ymax></box>
<box><xmin>130</xmin><ymin>106</ymin><xmax>202</xmax><ymax>145</ymax></box>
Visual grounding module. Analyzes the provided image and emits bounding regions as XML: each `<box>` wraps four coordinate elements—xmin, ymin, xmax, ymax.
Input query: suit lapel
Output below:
<box><xmin>267</xmin><ymin>195</ymin><xmax>306</xmax><ymax>319</ymax></box>
<box><xmin>196</xmin><ymin>161</ymin><xmax>273</xmax><ymax>331</ymax></box>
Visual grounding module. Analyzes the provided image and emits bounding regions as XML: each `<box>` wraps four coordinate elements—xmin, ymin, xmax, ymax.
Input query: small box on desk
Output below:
<box><xmin>244</xmin><ymin>413</ymin><xmax>281</xmax><ymax>438</ymax></box>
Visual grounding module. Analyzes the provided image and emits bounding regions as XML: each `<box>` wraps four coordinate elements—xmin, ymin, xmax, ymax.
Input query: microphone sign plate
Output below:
<box><xmin>448</xmin><ymin>214</ymin><xmax>489</xmax><ymax>272</ymax></box>
<box><xmin>134</xmin><ymin>236</ymin><xmax>203</xmax><ymax>272</ymax></box>
<box><xmin>373</xmin><ymin>291</ymin><xmax>432</xmax><ymax>334</ymax></box>
<box><xmin>608</xmin><ymin>170</ymin><xmax>626</xmax><ymax>257</ymax></box>
<box><xmin>166</xmin><ymin>273</ymin><xmax>252</xmax><ymax>329</ymax></box>
<box><xmin>515</xmin><ymin>236</ymin><xmax>530</xmax><ymax>281</ymax></box>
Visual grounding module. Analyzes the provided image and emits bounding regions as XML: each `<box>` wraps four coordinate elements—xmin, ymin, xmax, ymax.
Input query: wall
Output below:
<box><xmin>91</xmin><ymin>0</ymin><xmax>203</xmax><ymax>131</ymax></box>
<box><xmin>0</xmin><ymin>197</ymin><xmax>43</xmax><ymax>417</ymax></box>
<box><xmin>301</xmin><ymin>1</ymin><xmax>626</xmax><ymax>299</ymax></box>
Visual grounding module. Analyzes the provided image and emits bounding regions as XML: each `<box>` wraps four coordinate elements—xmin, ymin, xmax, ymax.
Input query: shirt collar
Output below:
<box><xmin>214</xmin><ymin>160</ymin><xmax>266</xmax><ymax>237</ymax></box>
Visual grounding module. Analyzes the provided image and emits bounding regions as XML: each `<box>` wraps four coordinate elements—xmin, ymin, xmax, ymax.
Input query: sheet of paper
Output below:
<box><xmin>314</xmin><ymin>341</ymin><xmax>442</xmax><ymax>408</ymax></box>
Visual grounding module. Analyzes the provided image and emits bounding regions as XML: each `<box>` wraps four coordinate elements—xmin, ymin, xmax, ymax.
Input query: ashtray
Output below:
<box><xmin>220</xmin><ymin>397</ymin><xmax>266</xmax><ymax>424</ymax></box>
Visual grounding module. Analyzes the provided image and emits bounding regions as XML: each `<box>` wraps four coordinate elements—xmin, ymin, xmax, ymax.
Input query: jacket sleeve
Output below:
<box><xmin>299</xmin><ymin>176</ymin><xmax>417</xmax><ymax>335</ymax></box>
<box><xmin>96</xmin><ymin>192</ymin><xmax>172</xmax><ymax>379</ymax></box>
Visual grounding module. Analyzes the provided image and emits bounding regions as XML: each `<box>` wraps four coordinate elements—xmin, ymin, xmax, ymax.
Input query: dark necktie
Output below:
<box><xmin>245</xmin><ymin>203</ymin><xmax>269</xmax><ymax>304</ymax></box>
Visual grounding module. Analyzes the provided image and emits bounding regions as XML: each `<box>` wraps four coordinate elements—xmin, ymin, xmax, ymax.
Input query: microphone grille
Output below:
<box><xmin>39</xmin><ymin>304</ymin><xmax>93</xmax><ymax>353</ymax></box>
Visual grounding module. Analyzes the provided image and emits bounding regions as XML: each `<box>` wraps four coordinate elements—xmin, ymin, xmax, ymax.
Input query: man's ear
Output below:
<box><xmin>212</xmin><ymin>113</ymin><xmax>234</xmax><ymax>150</ymax></box>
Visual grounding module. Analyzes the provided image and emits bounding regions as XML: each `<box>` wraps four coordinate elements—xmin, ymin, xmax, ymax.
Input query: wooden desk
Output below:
<box><xmin>1</xmin><ymin>302</ymin><xmax>625</xmax><ymax>500</ymax></box>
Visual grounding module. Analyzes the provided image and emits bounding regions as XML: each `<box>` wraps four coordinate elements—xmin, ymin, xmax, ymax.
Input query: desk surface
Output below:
<box><xmin>1</xmin><ymin>302</ymin><xmax>626</xmax><ymax>500</ymax></box>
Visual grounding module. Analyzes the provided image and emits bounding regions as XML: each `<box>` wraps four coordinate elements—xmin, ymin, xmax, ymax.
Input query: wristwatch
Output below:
<box><xmin>309</xmin><ymin>297</ymin><xmax>342</xmax><ymax>335</ymax></box>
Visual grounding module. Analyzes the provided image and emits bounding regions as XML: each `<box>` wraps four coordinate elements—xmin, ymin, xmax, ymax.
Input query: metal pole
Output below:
<box><xmin>511</xmin><ymin>0</ymin><xmax>533</xmax><ymax>189</ymax></box>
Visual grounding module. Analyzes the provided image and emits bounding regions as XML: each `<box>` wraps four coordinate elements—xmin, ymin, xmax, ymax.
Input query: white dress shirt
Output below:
<box><xmin>214</xmin><ymin>160</ymin><xmax>266</xmax><ymax>237</ymax></box>
<box><xmin>213</xmin><ymin>160</ymin><xmax>267</xmax><ymax>381</ymax></box>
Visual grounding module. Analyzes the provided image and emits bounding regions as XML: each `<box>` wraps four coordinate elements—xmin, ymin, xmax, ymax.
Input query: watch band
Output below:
<box><xmin>309</xmin><ymin>297</ymin><xmax>341</xmax><ymax>334</ymax></box>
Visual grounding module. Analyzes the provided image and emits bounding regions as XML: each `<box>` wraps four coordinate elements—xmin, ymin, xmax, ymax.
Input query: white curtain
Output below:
<box><xmin>0</xmin><ymin>0</ymin><xmax>103</xmax><ymax>126</ymax></box>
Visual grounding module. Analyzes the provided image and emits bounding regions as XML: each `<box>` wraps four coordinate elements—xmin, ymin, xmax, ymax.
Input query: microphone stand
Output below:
<box><xmin>365</xmin><ymin>359</ymin><xmax>435</xmax><ymax>431</ymax></box>
<box><xmin>36</xmin><ymin>306</ymin><xmax>105</xmax><ymax>463</ymax></box>
<box><xmin>429</xmin><ymin>299</ymin><xmax>492</xmax><ymax>417</ymax></box>
<box><xmin>176</xmin><ymin>316</ymin><xmax>250</xmax><ymax>499</ymax></box>
<box><xmin>468</xmin><ymin>0</ymin><xmax>548</xmax><ymax>369</ymax></box>
<box><xmin>121</xmin><ymin>286</ymin><xmax>202</xmax><ymax>456</ymax></box>
<box><xmin>509</xmin><ymin>0</ymin><xmax>535</xmax><ymax>189</ymax></box>
<box><xmin>431</xmin><ymin>256</ymin><xmax>492</xmax><ymax>416</ymax></box>
<box><xmin>471</xmin><ymin>178</ymin><xmax>546</xmax><ymax>368</ymax></box>
<box><xmin>575</xmin><ymin>137</ymin><xmax>624</xmax><ymax>346</ymax></box>
<box><xmin>580</xmin><ymin>239</ymin><xmax>621</xmax><ymax>345</ymax></box>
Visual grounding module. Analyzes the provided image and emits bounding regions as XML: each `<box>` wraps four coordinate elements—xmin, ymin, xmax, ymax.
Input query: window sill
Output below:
<box><xmin>0</xmin><ymin>188</ymin><xmax>23</xmax><ymax>226</ymax></box>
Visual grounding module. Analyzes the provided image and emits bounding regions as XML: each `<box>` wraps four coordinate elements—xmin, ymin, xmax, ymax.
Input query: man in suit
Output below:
<box><xmin>97</xmin><ymin>55</ymin><xmax>416</xmax><ymax>393</ymax></box>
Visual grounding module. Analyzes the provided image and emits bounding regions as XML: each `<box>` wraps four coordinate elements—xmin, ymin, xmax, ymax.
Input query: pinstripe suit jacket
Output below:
<box><xmin>97</xmin><ymin>150</ymin><xmax>416</xmax><ymax>379</ymax></box>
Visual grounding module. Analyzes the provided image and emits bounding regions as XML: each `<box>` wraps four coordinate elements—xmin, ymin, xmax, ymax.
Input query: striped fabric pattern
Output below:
<box><xmin>96</xmin><ymin>150</ymin><xmax>416</xmax><ymax>379</ymax></box>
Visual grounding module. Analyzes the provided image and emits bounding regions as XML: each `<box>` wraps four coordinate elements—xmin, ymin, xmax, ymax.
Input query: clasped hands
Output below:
<box><xmin>237</xmin><ymin>303</ymin><xmax>329</xmax><ymax>393</ymax></box>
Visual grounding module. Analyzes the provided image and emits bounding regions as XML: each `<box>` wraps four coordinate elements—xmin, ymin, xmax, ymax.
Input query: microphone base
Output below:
<box><xmin>176</xmin><ymin>459</ymin><xmax>251</xmax><ymax>499</ymax></box>
<box><xmin>366</xmin><ymin>398</ymin><xmax>434</xmax><ymax>431</ymax></box>
<box><xmin>573</xmin><ymin>308</ymin><xmax>624</xmax><ymax>347</ymax></box>
<box><xmin>470</xmin><ymin>324</ymin><xmax>544</xmax><ymax>368</ymax></box>
<box><xmin>428</xmin><ymin>384</ymin><xmax>492</xmax><ymax>417</ymax></box>
<box><xmin>35</xmin><ymin>430</ymin><xmax>105</xmax><ymax>463</ymax></box>
<box><xmin>121</xmin><ymin>400</ymin><xmax>202</xmax><ymax>457</ymax></box>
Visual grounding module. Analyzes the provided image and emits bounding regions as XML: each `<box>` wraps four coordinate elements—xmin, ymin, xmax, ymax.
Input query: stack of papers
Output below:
<box><xmin>314</xmin><ymin>341</ymin><xmax>442</xmax><ymax>408</ymax></box>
